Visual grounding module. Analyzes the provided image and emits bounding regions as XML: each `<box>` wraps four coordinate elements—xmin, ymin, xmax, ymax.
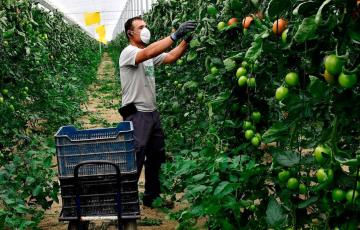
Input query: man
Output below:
<box><xmin>119</xmin><ymin>16</ymin><xmax>196</xmax><ymax>207</ymax></box>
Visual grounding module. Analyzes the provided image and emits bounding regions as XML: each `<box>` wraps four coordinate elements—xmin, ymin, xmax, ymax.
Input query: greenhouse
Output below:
<box><xmin>0</xmin><ymin>0</ymin><xmax>360</xmax><ymax>229</ymax></box>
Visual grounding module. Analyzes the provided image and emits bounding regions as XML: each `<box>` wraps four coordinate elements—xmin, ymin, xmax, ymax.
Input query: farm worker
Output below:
<box><xmin>119</xmin><ymin>16</ymin><xmax>196</xmax><ymax>207</ymax></box>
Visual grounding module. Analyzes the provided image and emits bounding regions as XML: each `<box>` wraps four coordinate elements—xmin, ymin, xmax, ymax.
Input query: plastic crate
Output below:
<box><xmin>60</xmin><ymin>173</ymin><xmax>140</xmax><ymax>219</ymax></box>
<box><xmin>55</xmin><ymin>122</ymin><xmax>136</xmax><ymax>177</ymax></box>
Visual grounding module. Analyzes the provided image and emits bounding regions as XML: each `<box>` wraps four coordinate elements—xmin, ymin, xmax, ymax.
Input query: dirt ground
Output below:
<box><xmin>38</xmin><ymin>53</ymin><xmax>180</xmax><ymax>230</ymax></box>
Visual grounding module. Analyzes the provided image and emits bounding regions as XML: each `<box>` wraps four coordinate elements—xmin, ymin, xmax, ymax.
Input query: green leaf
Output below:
<box><xmin>211</xmin><ymin>57</ymin><xmax>223</xmax><ymax>66</ymax></box>
<box><xmin>266</xmin><ymin>0</ymin><xmax>291</xmax><ymax>18</ymax></box>
<box><xmin>298</xmin><ymin>196</ymin><xmax>318</xmax><ymax>209</ymax></box>
<box><xmin>293</xmin><ymin>1</ymin><xmax>317</xmax><ymax>16</ymax></box>
<box><xmin>221</xmin><ymin>219</ymin><xmax>235</xmax><ymax>230</ymax></box>
<box><xmin>224</xmin><ymin>120</ymin><xmax>237</xmax><ymax>128</ymax></box>
<box><xmin>245</xmin><ymin>38</ymin><xmax>262</xmax><ymax>63</ymax></box>
<box><xmin>214</xmin><ymin>181</ymin><xmax>232</xmax><ymax>197</ymax></box>
<box><xmin>262</xmin><ymin>122</ymin><xmax>290</xmax><ymax>143</ymax></box>
<box><xmin>272</xmin><ymin>150</ymin><xmax>300</xmax><ymax>167</ymax></box>
<box><xmin>187</xmin><ymin>50</ymin><xmax>198</xmax><ymax>62</ymax></box>
<box><xmin>349</xmin><ymin>22</ymin><xmax>360</xmax><ymax>44</ymax></box>
<box><xmin>307</xmin><ymin>75</ymin><xmax>329</xmax><ymax>99</ymax></box>
<box><xmin>315</xmin><ymin>0</ymin><xmax>331</xmax><ymax>25</ymax></box>
<box><xmin>190</xmin><ymin>38</ymin><xmax>200</xmax><ymax>48</ymax></box>
<box><xmin>32</xmin><ymin>185</ymin><xmax>42</xmax><ymax>196</ymax></box>
<box><xmin>14</xmin><ymin>204</ymin><xmax>28</xmax><ymax>214</ymax></box>
<box><xmin>26</xmin><ymin>176</ymin><xmax>36</xmax><ymax>185</ymax></box>
<box><xmin>223</xmin><ymin>58</ymin><xmax>236</xmax><ymax>72</ymax></box>
<box><xmin>265</xmin><ymin>197</ymin><xmax>287</xmax><ymax>227</ymax></box>
<box><xmin>294</xmin><ymin>16</ymin><xmax>318</xmax><ymax>43</ymax></box>
<box><xmin>229</xmin><ymin>0</ymin><xmax>242</xmax><ymax>11</ymax></box>
<box><xmin>192</xmin><ymin>173</ymin><xmax>206</xmax><ymax>182</ymax></box>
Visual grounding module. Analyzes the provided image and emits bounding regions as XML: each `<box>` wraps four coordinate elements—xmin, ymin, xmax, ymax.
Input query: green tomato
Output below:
<box><xmin>238</xmin><ymin>76</ymin><xmax>248</xmax><ymax>87</ymax></box>
<box><xmin>345</xmin><ymin>190</ymin><xmax>359</xmax><ymax>203</ymax></box>
<box><xmin>278</xmin><ymin>170</ymin><xmax>290</xmax><ymax>183</ymax></box>
<box><xmin>324</xmin><ymin>54</ymin><xmax>344</xmax><ymax>76</ymax></box>
<box><xmin>285</xmin><ymin>72</ymin><xmax>299</xmax><ymax>87</ymax></box>
<box><xmin>207</xmin><ymin>5</ymin><xmax>217</xmax><ymax>16</ymax></box>
<box><xmin>287</xmin><ymin>177</ymin><xmax>299</xmax><ymax>190</ymax></box>
<box><xmin>244</xmin><ymin>130</ymin><xmax>254</xmax><ymax>140</ymax></box>
<box><xmin>1</xmin><ymin>89</ymin><xmax>9</xmax><ymax>95</ymax></box>
<box><xmin>217</xmin><ymin>21</ymin><xmax>226</xmax><ymax>31</ymax></box>
<box><xmin>236</xmin><ymin>67</ymin><xmax>247</xmax><ymax>78</ymax></box>
<box><xmin>281</xmin><ymin>29</ymin><xmax>288</xmax><ymax>43</ymax></box>
<box><xmin>249</xmin><ymin>204</ymin><xmax>256</xmax><ymax>212</ymax></box>
<box><xmin>299</xmin><ymin>184</ymin><xmax>307</xmax><ymax>194</ymax></box>
<box><xmin>251</xmin><ymin>136</ymin><xmax>260</xmax><ymax>146</ymax></box>
<box><xmin>251</xmin><ymin>111</ymin><xmax>261</xmax><ymax>123</ymax></box>
<box><xmin>177</xmin><ymin>59</ymin><xmax>184</xmax><ymax>65</ymax></box>
<box><xmin>243</xmin><ymin>121</ymin><xmax>252</xmax><ymax>130</ymax></box>
<box><xmin>332</xmin><ymin>188</ymin><xmax>345</xmax><ymax>202</ymax></box>
<box><xmin>9</xmin><ymin>104</ymin><xmax>15</xmax><ymax>112</ymax></box>
<box><xmin>0</xmin><ymin>97</ymin><xmax>4</xmax><ymax>104</ymax></box>
<box><xmin>196</xmin><ymin>92</ymin><xmax>204</xmax><ymax>102</ymax></box>
<box><xmin>211</xmin><ymin>66</ymin><xmax>219</xmax><ymax>75</ymax></box>
<box><xmin>275</xmin><ymin>86</ymin><xmax>289</xmax><ymax>101</ymax></box>
<box><xmin>313</xmin><ymin>145</ymin><xmax>331</xmax><ymax>164</ymax></box>
<box><xmin>241</xmin><ymin>61</ymin><xmax>249</xmax><ymax>68</ymax></box>
<box><xmin>255</xmin><ymin>133</ymin><xmax>261</xmax><ymax>140</ymax></box>
<box><xmin>327</xmin><ymin>168</ymin><xmax>334</xmax><ymax>183</ymax></box>
<box><xmin>247</xmin><ymin>78</ymin><xmax>256</xmax><ymax>88</ymax></box>
<box><xmin>316</xmin><ymin>168</ymin><xmax>328</xmax><ymax>183</ymax></box>
<box><xmin>338</xmin><ymin>72</ymin><xmax>357</xmax><ymax>89</ymax></box>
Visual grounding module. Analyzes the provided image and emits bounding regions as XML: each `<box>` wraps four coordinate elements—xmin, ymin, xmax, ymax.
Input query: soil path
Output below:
<box><xmin>38</xmin><ymin>53</ymin><xmax>178</xmax><ymax>230</ymax></box>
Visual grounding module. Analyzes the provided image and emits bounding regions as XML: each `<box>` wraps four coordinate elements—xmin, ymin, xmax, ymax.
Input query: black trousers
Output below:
<box><xmin>125</xmin><ymin>110</ymin><xmax>165</xmax><ymax>202</ymax></box>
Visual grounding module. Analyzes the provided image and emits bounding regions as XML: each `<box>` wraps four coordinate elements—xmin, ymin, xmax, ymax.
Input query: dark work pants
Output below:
<box><xmin>125</xmin><ymin>110</ymin><xmax>165</xmax><ymax>202</ymax></box>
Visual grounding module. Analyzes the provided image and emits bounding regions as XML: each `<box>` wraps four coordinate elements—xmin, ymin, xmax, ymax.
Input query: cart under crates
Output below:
<box><xmin>55</xmin><ymin>121</ymin><xmax>140</xmax><ymax>230</ymax></box>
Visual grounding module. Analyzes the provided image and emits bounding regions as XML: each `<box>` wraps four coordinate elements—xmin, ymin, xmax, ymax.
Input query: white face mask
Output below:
<box><xmin>140</xmin><ymin>27</ymin><xmax>151</xmax><ymax>44</ymax></box>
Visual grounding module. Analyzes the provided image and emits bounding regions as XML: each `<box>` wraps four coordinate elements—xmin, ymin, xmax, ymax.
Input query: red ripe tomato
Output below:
<box><xmin>228</xmin><ymin>18</ymin><xmax>238</xmax><ymax>26</ymax></box>
<box><xmin>242</xmin><ymin>16</ymin><xmax>253</xmax><ymax>29</ymax></box>
<box><xmin>272</xmin><ymin>19</ymin><xmax>288</xmax><ymax>36</ymax></box>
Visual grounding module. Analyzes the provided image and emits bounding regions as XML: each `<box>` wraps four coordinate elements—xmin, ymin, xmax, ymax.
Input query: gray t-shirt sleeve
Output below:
<box><xmin>120</xmin><ymin>46</ymin><xmax>140</xmax><ymax>67</ymax></box>
<box><xmin>153</xmin><ymin>52</ymin><xmax>168</xmax><ymax>66</ymax></box>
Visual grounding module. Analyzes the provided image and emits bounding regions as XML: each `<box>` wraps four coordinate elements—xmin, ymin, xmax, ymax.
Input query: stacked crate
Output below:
<box><xmin>55</xmin><ymin>122</ymin><xmax>140</xmax><ymax>220</ymax></box>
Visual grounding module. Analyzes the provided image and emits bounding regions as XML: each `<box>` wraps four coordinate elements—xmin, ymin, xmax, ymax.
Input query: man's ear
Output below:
<box><xmin>127</xmin><ymin>30</ymin><xmax>132</xmax><ymax>37</ymax></box>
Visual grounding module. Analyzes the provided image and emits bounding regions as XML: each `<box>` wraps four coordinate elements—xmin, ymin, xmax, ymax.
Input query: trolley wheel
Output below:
<box><xmin>123</xmin><ymin>220</ymin><xmax>137</xmax><ymax>230</ymax></box>
<box><xmin>67</xmin><ymin>220</ymin><xmax>90</xmax><ymax>230</ymax></box>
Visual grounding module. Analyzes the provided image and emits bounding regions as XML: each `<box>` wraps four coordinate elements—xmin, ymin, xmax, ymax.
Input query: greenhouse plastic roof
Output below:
<box><xmin>42</xmin><ymin>0</ymin><xmax>156</xmax><ymax>41</ymax></box>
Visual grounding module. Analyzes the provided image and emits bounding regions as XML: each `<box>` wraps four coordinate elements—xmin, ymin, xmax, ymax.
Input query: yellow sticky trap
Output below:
<box><xmin>98</xmin><ymin>34</ymin><xmax>107</xmax><ymax>44</ymax></box>
<box><xmin>96</xmin><ymin>25</ymin><xmax>106</xmax><ymax>37</ymax></box>
<box><xmin>84</xmin><ymin>12</ymin><xmax>101</xmax><ymax>26</ymax></box>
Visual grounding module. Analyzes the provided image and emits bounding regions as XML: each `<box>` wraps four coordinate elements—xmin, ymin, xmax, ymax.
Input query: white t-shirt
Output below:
<box><xmin>119</xmin><ymin>45</ymin><xmax>167</xmax><ymax>112</ymax></box>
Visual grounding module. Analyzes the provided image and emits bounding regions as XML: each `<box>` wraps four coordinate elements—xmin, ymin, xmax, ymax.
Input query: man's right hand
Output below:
<box><xmin>170</xmin><ymin>21</ymin><xmax>197</xmax><ymax>42</ymax></box>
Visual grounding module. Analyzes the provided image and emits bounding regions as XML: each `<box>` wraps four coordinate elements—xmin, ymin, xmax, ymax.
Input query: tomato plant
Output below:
<box><xmin>0</xmin><ymin>0</ymin><xmax>100</xmax><ymax>228</ymax></box>
<box><xmin>109</xmin><ymin>0</ymin><xmax>360</xmax><ymax>228</ymax></box>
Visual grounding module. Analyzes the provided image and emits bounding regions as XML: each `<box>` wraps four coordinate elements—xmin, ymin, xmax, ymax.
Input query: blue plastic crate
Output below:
<box><xmin>55</xmin><ymin>122</ymin><xmax>136</xmax><ymax>177</ymax></box>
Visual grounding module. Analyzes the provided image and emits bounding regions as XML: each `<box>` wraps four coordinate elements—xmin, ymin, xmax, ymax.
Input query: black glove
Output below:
<box><xmin>170</xmin><ymin>21</ymin><xmax>197</xmax><ymax>41</ymax></box>
<box><xmin>184</xmin><ymin>34</ymin><xmax>193</xmax><ymax>43</ymax></box>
